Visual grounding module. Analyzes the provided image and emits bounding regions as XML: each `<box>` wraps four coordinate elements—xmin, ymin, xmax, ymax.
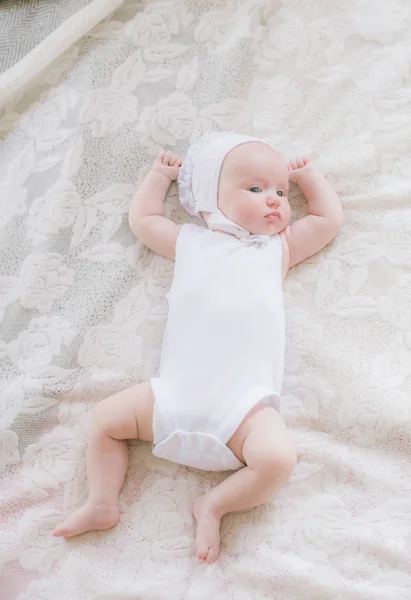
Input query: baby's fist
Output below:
<box><xmin>288</xmin><ymin>156</ymin><xmax>315</xmax><ymax>185</ymax></box>
<box><xmin>152</xmin><ymin>151</ymin><xmax>183</xmax><ymax>181</ymax></box>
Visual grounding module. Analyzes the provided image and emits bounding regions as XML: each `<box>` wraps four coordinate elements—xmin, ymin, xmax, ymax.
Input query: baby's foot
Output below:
<box><xmin>52</xmin><ymin>501</ymin><xmax>119</xmax><ymax>538</ymax></box>
<box><xmin>193</xmin><ymin>495</ymin><xmax>222</xmax><ymax>564</ymax></box>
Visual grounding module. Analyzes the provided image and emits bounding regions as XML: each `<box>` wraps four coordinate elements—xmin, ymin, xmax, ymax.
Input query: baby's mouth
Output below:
<box><xmin>265</xmin><ymin>211</ymin><xmax>281</xmax><ymax>222</ymax></box>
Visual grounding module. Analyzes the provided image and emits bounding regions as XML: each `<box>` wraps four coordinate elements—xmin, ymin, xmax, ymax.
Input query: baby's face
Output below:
<box><xmin>216</xmin><ymin>142</ymin><xmax>291</xmax><ymax>235</ymax></box>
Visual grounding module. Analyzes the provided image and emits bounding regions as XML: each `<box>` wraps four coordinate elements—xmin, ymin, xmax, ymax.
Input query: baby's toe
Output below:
<box><xmin>197</xmin><ymin>544</ymin><xmax>208</xmax><ymax>561</ymax></box>
<box><xmin>205</xmin><ymin>547</ymin><xmax>219</xmax><ymax>564</ymax></box>
<box><xmin>204</xmin><ymin>548</ymin><xmax>217</xmax><ymax>565</ymax></box>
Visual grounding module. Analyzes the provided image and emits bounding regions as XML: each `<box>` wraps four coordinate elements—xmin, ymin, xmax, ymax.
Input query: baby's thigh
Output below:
<box><xmin>227</xmin><ymin>404</ymin><xmax>296</xmax><ymax>471</ymax></box>
<box><xmin>93</xmin><ymin>381</ymin><xmax>154</xmax><ymax>442</ymax></box>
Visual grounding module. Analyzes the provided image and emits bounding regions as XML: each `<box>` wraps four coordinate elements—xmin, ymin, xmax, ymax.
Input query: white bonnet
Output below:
<box><xmin>178</xmin><ymin>132</ymin><xmax>276</xmax><ymax>217</ymax></box>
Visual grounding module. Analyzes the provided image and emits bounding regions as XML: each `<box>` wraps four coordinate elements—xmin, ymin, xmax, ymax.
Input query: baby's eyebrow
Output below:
<box><xmin>238</xmin><ymin>174</ymin><xmax>264</xmax><ymax>185</ymax></box>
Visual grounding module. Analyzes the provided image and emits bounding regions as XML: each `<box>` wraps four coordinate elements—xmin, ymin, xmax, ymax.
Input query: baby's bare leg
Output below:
<box><xmin>52</xmin><ymin>382</ymin><xmax>154</xmax><ymax>537</ymax></box>
<box><xmin>193</xmin><ymin>405</ymin><xmax>296</xmax><ymax>563</ymax></box>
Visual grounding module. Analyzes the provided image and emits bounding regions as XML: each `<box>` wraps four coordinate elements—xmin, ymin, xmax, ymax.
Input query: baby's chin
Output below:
<box><xmin>249</xmin><ymin>220</ymin><xmax>288</xmax><ymax>236</ymax></box>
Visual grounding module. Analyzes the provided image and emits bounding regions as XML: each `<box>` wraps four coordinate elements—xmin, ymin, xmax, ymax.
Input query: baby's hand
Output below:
<box><xmin>152</xmin><ymin>151</ymin><xmax>183</xmax><ymax>182</ymax></box>
<box><xmin>288</xmin><ymin>156</ymin><xmax>316</xmax><ymax>185</ymax></box>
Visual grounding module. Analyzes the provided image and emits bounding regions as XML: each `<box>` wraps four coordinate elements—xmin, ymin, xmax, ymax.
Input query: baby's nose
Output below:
<box><xmin>266</xmin><ymin>195</ymin><xmax>280</xmax><ymax>207</ymax></box>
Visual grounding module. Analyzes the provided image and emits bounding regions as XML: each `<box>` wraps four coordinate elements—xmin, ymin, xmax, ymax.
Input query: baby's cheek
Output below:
<box><xmin>282</xmin><ymin>201</ymin><xmax>291</xmax><ymax>221</ymax></box>
<box><xmin>238</xmin><ymin>201</ymin><xmax>259</xmax><ymax>223</ymax></box>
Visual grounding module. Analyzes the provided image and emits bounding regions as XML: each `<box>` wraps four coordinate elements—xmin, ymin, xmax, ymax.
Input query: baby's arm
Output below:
<box><xmin>128</xmin><ymin>151</ymin><xmax>183</xmax><ymax>260</ymax></box>
<box><xmin>283</xmin><ymin>158</ymin><xmax>343</xmax><ymax>268</ymax></box>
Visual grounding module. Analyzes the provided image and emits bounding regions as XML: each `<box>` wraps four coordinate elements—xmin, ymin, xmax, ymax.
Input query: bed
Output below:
<box><xmin>1</xmin><ymin>0</ymin><xmax>410</xmax><ymax>598</ymax></box>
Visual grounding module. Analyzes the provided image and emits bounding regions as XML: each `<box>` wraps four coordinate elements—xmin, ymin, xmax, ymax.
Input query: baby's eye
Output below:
<box><xmin>277</xmin><ymin>191</ymin><xmax>283</xmax><ymax>197</ymax></box>
<box><xmin>249</xmin><ymin>186</ymin><xmax>262</xmax><ymax>193</ymax></box>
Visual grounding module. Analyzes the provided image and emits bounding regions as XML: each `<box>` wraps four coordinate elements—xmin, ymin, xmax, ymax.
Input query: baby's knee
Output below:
<box><xmin>91</xmin><ymin>400</ymin><xmax>117</xmax><ymax>435</ymax></box>
<box><xmin>256</xmin><ymin>445</ymin><xmax>297</xmax><ymax>483</ymax></box>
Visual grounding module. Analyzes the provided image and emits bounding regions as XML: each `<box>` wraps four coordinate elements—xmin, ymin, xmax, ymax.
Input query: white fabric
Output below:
<box><xmin>151</xmin><ymin>223</ymin><xmax>284</xmax><ymax>471</ymax></box>
<box><xmin>0</xmin><ymin>0</ymin><xmax>93</xmax><ymax>76</ymax></box>
<box><xmin>1</xmin><ymin>0</ymin><xmax>411</xmax><ymax>598</ymax></box>
<box><xmin>0</xmin><ymin>0</ymin><xmax>124</xmax><ymax>108</ymax></box>
<box><xmin>206</xmin><ymin>211</ymin><xmax>270</xmax><ymax>246</ymax></box>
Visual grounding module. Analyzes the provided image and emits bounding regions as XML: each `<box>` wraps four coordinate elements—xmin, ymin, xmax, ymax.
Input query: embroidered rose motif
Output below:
<box><xmin>78</xmin><ymin>325</ymin><xmax>143</xmax><ymax>372</ymax></box>
<box><xmin>18</xmin><ymin>254</ymin><xmax>74</xmax><ymax>313</ymax></box>
<box><xmin>27</xmin><ymin>178</ymin><xmax>81</xmax><ymax>245</ymax></box>
<box><xmin>138</xmin><ymin>92</ymin><xmax>197</xmax><ymax>149</ymax></box>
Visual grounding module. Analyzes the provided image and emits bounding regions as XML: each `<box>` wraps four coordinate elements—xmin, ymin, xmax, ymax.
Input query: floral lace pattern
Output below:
<box><xmin>1</xmin><ymin>0</ymin><xmax>411</xmax><ymax>598</ymax></box>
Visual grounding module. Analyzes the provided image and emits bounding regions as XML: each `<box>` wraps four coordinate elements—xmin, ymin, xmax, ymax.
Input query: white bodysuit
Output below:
<box><xmin>151</xmin><ymin>223</ymin><xmax>285</xmax><ymax>471</ymax></box>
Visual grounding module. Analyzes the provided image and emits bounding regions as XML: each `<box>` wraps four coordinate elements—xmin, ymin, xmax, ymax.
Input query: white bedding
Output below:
<box><xmin>1</xmin><ymin>1</ymin><xmax>411</xmax><ymax>598</ymax></box>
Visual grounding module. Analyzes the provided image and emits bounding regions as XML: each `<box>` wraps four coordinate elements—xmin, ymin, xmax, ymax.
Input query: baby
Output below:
<box><xmin>52</xmin><ymin>132</ymin><xmax>343</xmax><ymax>564</ymax></box>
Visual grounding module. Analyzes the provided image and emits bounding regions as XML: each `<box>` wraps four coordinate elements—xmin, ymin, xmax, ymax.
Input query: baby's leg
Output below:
<box><xmin>193</xmin><ymin>405</ymin><xmax>296</xmax><ymax>563</ymax></box>
<box><xmin>52</xmin><ymin>381</ymin><xmax>154</xmax><ymax>537</ymax></box>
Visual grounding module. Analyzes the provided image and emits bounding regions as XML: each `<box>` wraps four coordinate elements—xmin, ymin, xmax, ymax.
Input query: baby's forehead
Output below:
<box><xmin>221</xmin><ymin>142</ymin><xmax>286</xmax><ymax>178</ymax></box>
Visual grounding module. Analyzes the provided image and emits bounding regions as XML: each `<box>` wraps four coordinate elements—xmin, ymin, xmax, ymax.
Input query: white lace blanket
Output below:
<box><xmin>1</xmin><ymin>1</ymin><xmax>410</xmax><ymax>598</ymax></box>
